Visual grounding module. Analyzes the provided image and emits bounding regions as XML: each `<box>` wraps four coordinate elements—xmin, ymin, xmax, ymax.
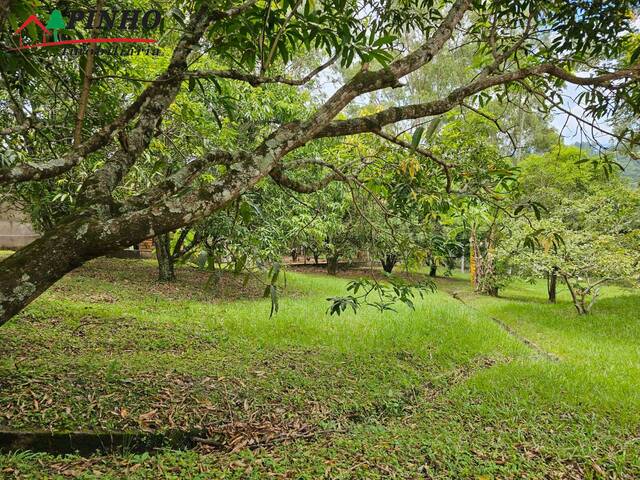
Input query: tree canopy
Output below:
<box><xmin>1</xmin><ymin>0</ymin><xmax>640</xmax><ymax>324</ymax></box>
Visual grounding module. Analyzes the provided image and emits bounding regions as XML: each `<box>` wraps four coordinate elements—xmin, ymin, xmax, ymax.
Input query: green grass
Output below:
<box><xmin>1</xmin><ymin>258</ymin><xmax>639</xmax><ymax>478</ymax></box>
<box><xmin>446</xmin><ymin>276</ymin><xmax>640</xmax><ymax>417</ymax></box>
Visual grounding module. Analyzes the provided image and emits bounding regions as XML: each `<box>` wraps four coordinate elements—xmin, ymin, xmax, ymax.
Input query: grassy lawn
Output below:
<box><xmin>1</xmin><ymin>257</ymin><xmax>639</xmax><ymax>478</ymax></box>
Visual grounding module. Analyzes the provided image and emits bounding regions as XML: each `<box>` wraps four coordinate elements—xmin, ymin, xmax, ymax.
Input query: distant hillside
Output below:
<box><xmin>568</xmin><ymin>142</ymin><xmax>640</xmax><ymax>187</ymax></box>
<box><xmin>569</xmin><ymin>142</ymin><xmax>599</xmax><ymax>156</ymax></box>
<box><xmin>621</xmin><ymin>159</ymin><xmax>640</xmax><ymax>187</ymax></box>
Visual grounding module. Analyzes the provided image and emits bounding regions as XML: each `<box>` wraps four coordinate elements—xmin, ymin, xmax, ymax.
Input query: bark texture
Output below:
<box><xmin>0</xmin><ymin>0</ymin><xmax>11</xmax><ymax>25</ymax></box>
<box><xmin>154</xmin><ymin>234</ymin><xmax>176</xmax><ymax>282</ymax></box>
<box><xmin>470</xmin><ymin>225</ymin><xmax>499</xmax><ymax>296</ymax></box>
<box><xmin>547</xmin><ymin>268</ymin><xmax>558</xmax><ymax>304</ymax></box>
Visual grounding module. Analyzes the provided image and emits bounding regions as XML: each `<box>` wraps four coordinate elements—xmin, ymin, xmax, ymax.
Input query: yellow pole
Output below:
<box><xmin>469</xmin><ymin>229</ymin><xmax>476</xmax><ymax>289</ymax></box>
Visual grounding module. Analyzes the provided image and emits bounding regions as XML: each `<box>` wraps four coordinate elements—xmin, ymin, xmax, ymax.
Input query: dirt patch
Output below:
<box><xmin>53</xmin><ymin>257</ymin><xmax>271</xmax><ymax>303</ymax></box>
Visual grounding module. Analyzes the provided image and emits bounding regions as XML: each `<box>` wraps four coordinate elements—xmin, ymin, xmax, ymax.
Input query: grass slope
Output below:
<box><xmin>0</xmin><ymin>258</ymin><xmax>639</xmax><ymax>478</ymax></box>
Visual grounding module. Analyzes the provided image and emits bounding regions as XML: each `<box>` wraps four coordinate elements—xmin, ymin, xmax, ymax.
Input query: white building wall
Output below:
<box><xmin>0</xmin><ymin>204</ymin><xmax>39</xmax><ymax>250</ymax></box>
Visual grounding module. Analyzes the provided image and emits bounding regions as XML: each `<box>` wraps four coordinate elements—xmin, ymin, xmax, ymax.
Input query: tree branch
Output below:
<box><xmin>0</xmin><ymin>1</ymin><xmax>258</xmax><ymax>186</ymax></box>
<box><xmin>77</xmin><ymin>6</ymin><xmax>220</xmax><ymax>207</ymax></box>
<box><xmin>0</xmin><ymin>119</ymin><xmax>41</xmax><ymax>136</ymax></box>
<box><xmin>269</xmin><ymin>161</ymin><xmax>346</xmax><ymax>193</ymax></box>
<box><xmin>187</xmin><ymin>54</ymin><xmax>338</xmax><ymax>87</ymax></box>
<box><xmin>316</xmin><ymin>63</ymin><xmax>640</xmax><ymax>140</ymax></box>
<box><xmin>269</xmin><ymin>0</ymin><xmax>471</xmax><ymax>154</ymax></box>
<box><xmin>73</xmin><ymin>0</ymin><xmax>104</xmax><ymax>146</ymax></box>
<box><xmin>123</xmin><ymin>149</ymin><xmax>235</xmax><ymax>210</ymax></box>
<box><xmin>373</xmin><ymin>130</ymin><xmax>453</xmax><ymax>192</ymax></box>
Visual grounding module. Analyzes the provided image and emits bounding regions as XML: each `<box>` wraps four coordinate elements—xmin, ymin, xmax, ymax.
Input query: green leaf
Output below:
<box><xmin>372</xmin><ymin>34</ymin><xmax>396</xmax><ymax>47</ymax></box>
<box><xmin>630</xmin><ymin>44</ymin><xmax>640</xmax><ymax>64</ymax></box>
<box><xmin>411</xmin><ymin>126</ymin><xmax>424</xmax><ymax>150</ymax></box>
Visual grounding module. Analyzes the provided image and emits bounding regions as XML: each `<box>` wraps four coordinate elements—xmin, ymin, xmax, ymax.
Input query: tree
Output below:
<box><xmin>318</xmin><ymin>186</ymin><xmax>368</xmax><ymax>275</ymax></box>
<box><xmin>1</xmin><ymin>0</ymin><xmax>640</xmax><ymax>325</ymax></box>
<box><xmin>558</xmin><ymin>231</ymin><xmax>638</xmax><ymax>315</ymax></box>
<box><xmin>46</xmin><ymin>9</ymin><xmax>66</xmax><ymax>42</ymax></box>
<box><xmin>502</xmin><ymin>221</ymin><xmax>639</xmax><ymax>313</ymax></box>
<box><xmin>497</xmin><ymin>147</ymin><xmax>640</xmax><ymax>312</ymax></box>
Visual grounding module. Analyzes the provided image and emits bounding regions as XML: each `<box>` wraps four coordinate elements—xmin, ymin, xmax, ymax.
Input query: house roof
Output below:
<box><xmin>15</xmin><ymin>15</ymin><xmax>50</xmax><ymax>34</ymax></box>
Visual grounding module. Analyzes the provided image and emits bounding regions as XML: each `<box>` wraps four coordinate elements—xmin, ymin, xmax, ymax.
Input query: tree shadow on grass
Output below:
<box><xmin>495</xmin><ymin>293</ymin><xmax>566</xmax><ymax>306</ymax></box>
<box><xmin>55</xmin><ymin>257</ymin><xmax>290</xmax><ymax>303</ymax></box>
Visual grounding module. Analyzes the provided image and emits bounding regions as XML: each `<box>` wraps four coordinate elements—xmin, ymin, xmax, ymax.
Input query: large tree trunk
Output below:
<box><xmin>0</xmin><ymin>143</ymin><xmax>269</xmax><ymax>327</ymax></box>
<box><xmin>327</xmin><ymin>255</ymin><xmax>339</xmax><ymax>275</ymax></box>
<box><xmin>0</xmin><ymin>200</ymin><xmax>215</xmax><ymax>326</ymax></box>
<box><xmin>153</xmin><ymin>233</ymin><xmax>175</xmax><ymax>282</ymax></box>
<box><xmin>0</xmin><ymin>221</ymin><xmax>85</xmax><ymax>326</ymax></box>
<box><xmin>471</xmin><ymin>225</ymin><xmax>499</xmax><ymax>297</ymax></box>
<box><xmin>380</xmin><ymin>254</ymin><xmax>397</xmax><ymax>274</ymax></box>
<box><xmin>0</xmin><ymin>227</ymin><xmax>140</xmax><ymax>325</ymax></box>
